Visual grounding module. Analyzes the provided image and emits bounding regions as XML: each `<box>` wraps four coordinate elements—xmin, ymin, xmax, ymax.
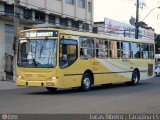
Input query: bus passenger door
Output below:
<box><xmin>58</xmin><ymin>38</ymin><xmax>80</xmax><ymax>88</ymax></box>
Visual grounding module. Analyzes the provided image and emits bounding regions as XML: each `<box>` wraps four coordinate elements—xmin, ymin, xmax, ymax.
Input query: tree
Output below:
<box><xmin>129</xmin><ymin>17</ymin><xmax>154</xmax><ymax>31</ymax></box>
<box><xmin>138</xmin><ymin>21</ymin><xmax>154</xmax><ymax>31</ymax></box>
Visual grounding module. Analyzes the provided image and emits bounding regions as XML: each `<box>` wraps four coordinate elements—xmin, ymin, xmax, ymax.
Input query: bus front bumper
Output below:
<box><xmin>16</xmin><ymin>79</ymin><xmax>57</xmax><ymax>88</ymax></box>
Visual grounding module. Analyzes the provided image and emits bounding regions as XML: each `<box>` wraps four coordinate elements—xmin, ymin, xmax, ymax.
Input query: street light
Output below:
<box><xmin>135</xmin><ymin>4</ymin><xmax>160</xmax><ymax>39</ymax></box>
<box><xmin>142</xmin><ymin>6</ymin><xmax>160</xmax><ymax>22</ymax></box>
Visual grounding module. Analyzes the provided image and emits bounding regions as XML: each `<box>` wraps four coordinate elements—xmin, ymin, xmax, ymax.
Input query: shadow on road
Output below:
<box><xmin>155</xmin><ymin>75</ymin><xmax>160</xmax><ymax>77</ymax></box>
<box><xmin>26</xmin><ymin>82</ymin><xmax>152</xmax><ymax>96</ymax></box>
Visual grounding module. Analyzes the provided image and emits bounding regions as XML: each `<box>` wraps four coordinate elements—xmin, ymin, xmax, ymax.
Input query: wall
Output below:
<box><xmin>0</xmin><ymin>21</ymin><xmax>6</xmax><ymax>80</ymax></box>
<box><xmin>0</xmin><ymin>0</ymin><xmax>93</xmax><ymax>24</ymax></box>
<box><xmin>46</xmin><ymin>0</ymin><xmax>62</xmax><ymax>15</ymax></box>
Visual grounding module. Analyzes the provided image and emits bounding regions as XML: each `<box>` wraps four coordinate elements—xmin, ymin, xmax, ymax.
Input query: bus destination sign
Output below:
<box><xmin>21</xmin><ymin>30</ymin><xmax>58</xmax><ymax>38</ymax></box>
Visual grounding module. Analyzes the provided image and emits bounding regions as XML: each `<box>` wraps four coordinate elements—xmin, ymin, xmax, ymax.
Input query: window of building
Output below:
<box><xmin>35</xmin><ymin>11</ymin><xmax>45</xmax><ymax>23</ymax></box>
<box><xmin>141</xmin><ymin>44</ymin><xmax>149</xmax><ymax>59</ymax></box>
<box><xmin>109</xmin><ymin>41</ymin><xmax>120</xmax><ymax>59</ymax></box>
<box><xmin>24</xmin><ymin>27</ymin><xmax>31</xmax><ymax>30</ymax></box>
<box><xmin>59</xmin><ymin>39</ymin><xmax>78</xmax><ymax>68</ymax></box>
<box><xmin>88</xmin><ymin>2</ymin><xmax>92</xmax><ymax>12</ymax></box>
<box><xmin>121</xmin><ymin>42</ymin><xmax>131</xmax><ymax>59</ymax></box>
<box><xmin>23</xmin><ymin>9</ymin><xmax>32</xmax><ymax>20</ymax></box>
<box><xmin>95</xmin><ymin>39</ymin><xmax>108</xmax><ymax>58</ymax></box>
<box><xmin>149</xmin><ymin>44</ymin><xmax>154</xmax><ymax>59</ymax></box>
<box><xmin>131</xmin><ymin>43</ymin><xmax>141</xmax><ymax>59</ymax></box>
<box><xmin>80</xmin><ymin>37</ymin><xmax>94</xmax><ymax>58</ymax></box>
<box><xmin>60</xmin><ymin>18</ymin><xmax>68</xmax><ymax>27</ymax></box>
<box><xmin>78</xmin><ymin>0</ymin><xmax>85</xmax><ymax>8</ymax></box>
<box><xmin>71</xmin><ymin>20</ymin><xmax>79</xmax><ymax>29</ymax></box>
<box><xmin>4</xmin><ymin>4</ymin><xmax>14</xmax><ymax>17</ymax></box>
<box><xmin>49</xmin><ymin>15</ymin><xmax>56</xmax><ymax>25</ymax></box>
<box><xmin>65</xmin><ymin>0</ymin><xmax>74</xmax><ymax>5</ymax></box>
<box><xmin>82</xmin><ymin>23</ymin><xmax>89</xmax><ymax>31</ymax></box>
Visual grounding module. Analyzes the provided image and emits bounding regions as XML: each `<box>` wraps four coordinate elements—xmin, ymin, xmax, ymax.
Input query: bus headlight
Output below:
<box><xmin>48</xmin><ymin>76</ymin><xmax>58</xmax><ymax>81</ymax></box>
<box><xmin>17</xmin><ymin>75</ymin><xmax>22</xmax><ymax>79</ymax></box>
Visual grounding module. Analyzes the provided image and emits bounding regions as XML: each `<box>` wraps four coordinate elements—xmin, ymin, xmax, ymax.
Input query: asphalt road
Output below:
<box><xmin>0</xmin><ymin>77</ymin><xmax>160</xmax><ymax>114</ymax></box>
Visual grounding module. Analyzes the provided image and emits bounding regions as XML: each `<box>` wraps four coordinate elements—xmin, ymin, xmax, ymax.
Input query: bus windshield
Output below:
<box><xmin>18</xmin><ymin>39</ymin><xmax>57</xmax><ymax>68</ymax></box>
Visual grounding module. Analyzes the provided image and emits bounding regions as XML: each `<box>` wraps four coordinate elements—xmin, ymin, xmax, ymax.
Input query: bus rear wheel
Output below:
<box><xmin>155</xmin><ymin>72</ymin><xmax>157</xmax><ymax>76</ymax></box>
<box><xmin>81</xmin><ymin>73</ymin><xmax>92</xmax><ymax>91</ymax></box>
<box><xmin>46</xmin><ymin>87</ymin><xmax>57</xmax><ymax>92</ymax></box>
<box><xmin>131</xmin><ymin>70</ymin><xmax>140</xmax><ymax>85</ymax></box>
<box><xmin>126</xmin><ymin>70</ymin><xmax>140</xmax><ymax>85</ymax></box>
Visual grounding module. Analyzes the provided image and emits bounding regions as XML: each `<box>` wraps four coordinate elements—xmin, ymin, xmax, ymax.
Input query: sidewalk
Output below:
<box><xmin>0</xmin><ymin>80</ymin><xmax>19</xmax><ymax>91</ymax></box>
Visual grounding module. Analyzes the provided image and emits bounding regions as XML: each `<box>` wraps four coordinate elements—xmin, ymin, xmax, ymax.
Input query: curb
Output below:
<box><xmin>0</xmin><ymin>80</ymin><xmax>18</xmax><ymax>91</ymax></box>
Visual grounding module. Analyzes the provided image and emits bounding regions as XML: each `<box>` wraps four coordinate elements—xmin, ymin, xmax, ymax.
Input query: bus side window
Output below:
<box><xmin>121</xmin><ymin>42</ymin><xmax>131</xmax><ymax>59</ymax></box>
<box><xmin>60</xmin><ymin>39</ymin><xmax>78</xmax><ymax>68</ymax></box>
<box><xmin>80</xmin><ymin>37</ymin><xmax>94</xmax><ymax>58</ymax></box>
<box><xmin>95</xmin><ymin>38</ymin><xmax>108</xmax><ymax>59</ymax></box>
<box><xmin>149</xmin><ymin>44</ymin><xmax>154</xmax><ymax>59</ymax></box>
<box><xmin>142</xmin><ymin>44</ymin><xmax>149</xmax><ymax>59</ymax></box>
<box><xmin>131</xmin><ymin>42</ymin><xmax>141</xmax><ymax>59</ymax></box>
<box><xmin>109</xmin><ymin>41</ymin><xmax>120</xmax><ymax>59</ymax></box>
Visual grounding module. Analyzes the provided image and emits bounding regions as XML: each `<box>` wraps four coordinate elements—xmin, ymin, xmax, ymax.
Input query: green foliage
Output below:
<box><xmin>138</xmin><ymin>21</ymin><xmax>154</xmax><ymax>31</ymax></box>
<box><xmin>155</xmin><ymin>34</ymin><xmax>160</xmax><ymax>54</ymax></box>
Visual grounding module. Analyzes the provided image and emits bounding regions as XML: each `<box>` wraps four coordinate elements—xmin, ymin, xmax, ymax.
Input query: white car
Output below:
<box><xmin>155</xmin><ymin>64</ymin><xmax>160</xmax><ymax>76</ymax></box>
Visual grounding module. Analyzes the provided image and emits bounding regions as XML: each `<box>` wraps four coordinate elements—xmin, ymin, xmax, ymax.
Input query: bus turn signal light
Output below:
<box><xmin>48</xmin><ymin>77</ymin><xmax>58</xmax><ymax>81</ymax></box>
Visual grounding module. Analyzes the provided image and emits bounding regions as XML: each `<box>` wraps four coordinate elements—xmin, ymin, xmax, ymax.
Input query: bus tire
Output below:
<box><xmin>155</xmin><ymin>72</ymin><xmax>157</xmax><ymax>76</ymax></box>
<box><xmin>130</xmin><ymin>70</ymin><xmax>140</xmax><ymax>85</ymax></box>
<box><xmin>46</xmin><ymin>87</ymin><xmax>57</xmax><ymax>92</ymax></box>
<box><xmin>81</xmin><ymin>73</ymin><xmax>92</xmax><ymax>91</ymax></box>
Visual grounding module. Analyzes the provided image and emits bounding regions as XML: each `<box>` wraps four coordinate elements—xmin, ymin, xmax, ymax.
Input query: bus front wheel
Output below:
<box><xmin>81</xmin><ymin>73</ymin><xmax>92</xmax><ymax>91</ymax></box>
<box><xmin>46</xmin><ymin>87</ymin><xmax>57</xmax><ymax>92</ymax></box>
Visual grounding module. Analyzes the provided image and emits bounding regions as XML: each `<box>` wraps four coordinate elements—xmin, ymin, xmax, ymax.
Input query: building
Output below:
<box><xmin>0</xmin><ymin>0</ymin><xmax>93</xmax><ymax>80</ymax></box>
<box><xmin>93</xmin><ymin>21</ymin><xmax>105</xmax><ymax>34</ymax></box>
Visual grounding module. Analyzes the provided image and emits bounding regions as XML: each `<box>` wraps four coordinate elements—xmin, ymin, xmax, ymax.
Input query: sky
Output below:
<box><xmin>94</xmin><ymin>0</ymin><xmax>160</xmax><ymax>33</ymax></box>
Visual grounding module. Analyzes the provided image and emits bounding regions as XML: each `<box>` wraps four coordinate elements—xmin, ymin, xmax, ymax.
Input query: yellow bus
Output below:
<box><xmin>16</xmin><ymin>28</ymin><xmax>155</xmax><ymax>92</ymax></box>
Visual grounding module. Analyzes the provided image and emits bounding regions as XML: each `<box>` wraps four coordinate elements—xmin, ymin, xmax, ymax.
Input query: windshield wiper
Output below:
<box><xmin>40</xmin><ymin>46</ymin><xmax>43</xmax><ymax>57</ymax></box>
<box><xmin>32</xmin><ymin>59</ymin><xmax>38</xmax><ymax>67</ymax></box>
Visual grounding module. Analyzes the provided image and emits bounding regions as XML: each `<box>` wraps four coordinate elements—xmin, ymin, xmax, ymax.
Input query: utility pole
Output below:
<box><xmin>13</xmin><ymin>0</ymin><xmax>20</xmax><ymax>81</ymax></box>
<box><xmin>135</xmin><ymin>0</ymin><xmax>139</xmax><ymax>39</ymax></box>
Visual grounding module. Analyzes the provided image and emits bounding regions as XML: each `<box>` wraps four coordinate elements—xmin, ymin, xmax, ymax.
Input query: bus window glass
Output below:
<box><xmin>131</xmin><ymin>43</ymin><xmax>141</xmax><ymax>58</ymax></box>
<box><xmin>149</xmin><ymin>44</ymin><xmax>154</xmax><ymax>59</ymax></box>
<box><xmin>109</xmin><ymin>41</ymin><xmax>120</xmax><ymax>58</ymax></box>
<box><xmin>60</xmin><ymin>39</ymin><xmax>78</xmax><ymax>68</ymax></box>
<box><xmin>142</xmin><ymin>44</ymin><xmax>149</xmax><ymax>59</ymax></box>
<box><xmin>18</xmin><ymin>39</ymin><xmax>57</xmax><ymax>68</ymax></box>
<box><xmin>80</xmin><ymin>37</ymin><xmax>94</xmax><ymax>58</ymax></box>
<box><xmin>121</xmin><ymin>42</ymin><xmax>131</xmax><ymax>59</ymax></box>
<box><xmin>95</xmin><ymin>39</ymin><xmax>108</xmax><ymax>58</ymax></box>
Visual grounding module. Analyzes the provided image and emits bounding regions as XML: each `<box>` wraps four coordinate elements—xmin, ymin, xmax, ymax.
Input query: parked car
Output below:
<box><xmin>155</xmin><ymin>64</ymin><xmax>160</xmax><ymax>76</ymax></box>
<box><xmin>156</xmin><ymin>58</ymin><xmax>160</xmax><ymax>65</ymax></box>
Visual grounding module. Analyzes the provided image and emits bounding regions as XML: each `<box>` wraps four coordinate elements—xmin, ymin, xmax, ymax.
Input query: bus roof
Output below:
<box><xmin>21</xmin><ymin>28</ymin><xmax>154</xmax><ymax>44</ymax></box>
